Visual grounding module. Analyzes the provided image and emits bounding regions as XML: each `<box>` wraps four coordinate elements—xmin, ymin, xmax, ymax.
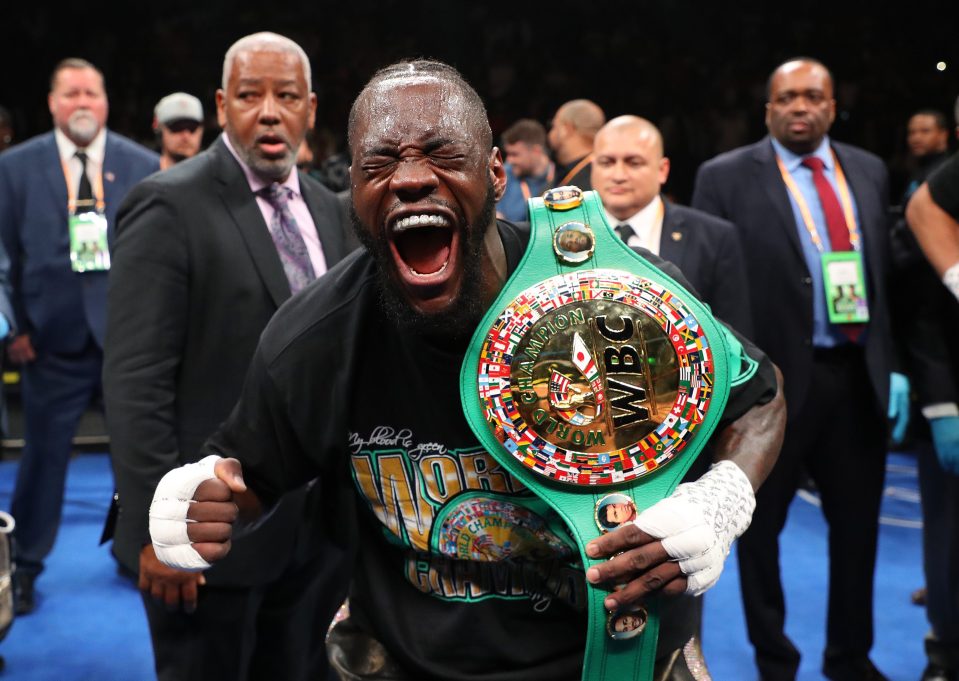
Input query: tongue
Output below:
<box><xmin>396</xmin><ymin>227</ymin><xmax>452</xmax><ymax>275</ymax></box>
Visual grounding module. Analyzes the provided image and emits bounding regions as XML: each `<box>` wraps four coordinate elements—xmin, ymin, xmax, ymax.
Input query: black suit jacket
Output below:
<box><xmin>658</xmin><ymin>201</ymin><xmax>753</xmax><ymax>338</ymax></box>
<box><xmin>691</xmin><ymin>136</ymin><xmax>895</xmax><ymax>419</ymax></box>
<box><xmin>104</xmin><ymin>136</ymin><xmax>353</xmax><ymax>585</ymax></box>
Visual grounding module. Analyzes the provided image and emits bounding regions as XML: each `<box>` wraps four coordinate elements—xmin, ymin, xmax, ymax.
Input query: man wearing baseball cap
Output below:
<box><xmin>153</xmin><ymin>92</ymin><xmax>204</xmax><ymax>170</ymax></box>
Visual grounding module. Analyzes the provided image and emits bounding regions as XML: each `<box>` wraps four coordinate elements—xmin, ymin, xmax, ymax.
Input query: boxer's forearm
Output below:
<box><xmin>711</xmin><ymin>365</ymin><xmax>786</xmax><ymax>491</ymax></box>
<box><xmin>907</xmin><ymin>184</ymin><xmax>959</xmax><ymax>283</ymax></box>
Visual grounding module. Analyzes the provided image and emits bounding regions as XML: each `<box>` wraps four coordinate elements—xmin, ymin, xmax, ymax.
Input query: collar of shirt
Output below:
<box><xmin>604</xmin><ymin>194</ymin><xmax>664</xmax><ymax>255</ymax></box>
<box><xmin>221</xmin><ymin>133</ymin><xmax>327</xmax><ymax>277</ymax></box>
<box><xmin>55</xmin><ymin>127</ymin><xmax>106</xmax><ymax>200</ymax></box>
<box><xmin>770</xmin><ymin>135</ymin><xmax>833</xmax><ymax>173</ymax></box>
<box><xmin>55</xmin><ymin>126</ymin><xmax>106</xmax><ymax>166</ymax></box>
<box><xmin>221</xmin><ymin>132</ymin><xmax>302</xmax><ymax>199</ymax></box>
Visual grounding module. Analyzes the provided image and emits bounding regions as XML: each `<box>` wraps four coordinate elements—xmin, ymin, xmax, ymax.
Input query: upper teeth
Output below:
<box><xmin>393</xmin><ymin>214</ymin><xmax>449</xmax><ymax>232</ymax></box>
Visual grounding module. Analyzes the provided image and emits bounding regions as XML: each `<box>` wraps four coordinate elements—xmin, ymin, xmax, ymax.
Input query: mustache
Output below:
<box><xmin>254</xmin><ymin>131</ymin><xmax>291</xmax><ymax>148</ymax></box>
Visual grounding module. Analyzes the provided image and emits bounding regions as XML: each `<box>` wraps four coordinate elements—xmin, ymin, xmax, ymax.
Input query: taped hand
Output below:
<box><xmin>149</xmin><ymin>455</ymin><xmax>246</xmax><ymax>571</ymax></box>
<box><xmin>586</xmin><ymin>460</ymin><xmax>755</xmax><ymax>610</ymax></box>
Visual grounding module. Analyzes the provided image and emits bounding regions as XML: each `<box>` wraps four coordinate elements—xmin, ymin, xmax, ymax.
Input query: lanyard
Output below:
<box><xmin>61</xmin><ymin>156</ymin><xmax>105</xmax><ymax>214</ymax></box>
<box><xmin>520</xmin><ymin>163</ymin><xmax>556</xmax><ymax>201</ymax></box>
<box><xmin>559</xmin><ymin>154</ymin><xmax>592</xmax><ymax>186</ymax></box>
<box><xmin>776</xmin><ymin>150</ymin><xmax>859</xmax><ymax>252</ymax></box>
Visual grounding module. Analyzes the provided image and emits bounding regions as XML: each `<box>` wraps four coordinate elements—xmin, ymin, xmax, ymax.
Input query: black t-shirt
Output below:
<box><xmin>929</xmin><ymin>151</ymin><xmax>959</xmax><ymax>221</ymax></box>
<box><xmin>207</xmin><ymin>219</ymin><xmax>777</xmax><ymax>681</ymax></box>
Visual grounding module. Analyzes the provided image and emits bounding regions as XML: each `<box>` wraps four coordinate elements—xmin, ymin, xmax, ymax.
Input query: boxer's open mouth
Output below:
<box><xmin>388</xmin><ymin>211</ymin><xmax>460</xmax><ymax>300</ymax></box>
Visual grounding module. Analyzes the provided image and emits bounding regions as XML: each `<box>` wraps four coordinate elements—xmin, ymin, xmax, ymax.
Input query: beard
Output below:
<box><xmin>229</xmin><ymin>130</ymin><xmax>295</xmax><ymax>182</ymax></box>
<box><xmin>67</xmin><ymin>110</ymin><xmax>100</xmax><ymax>146</ymax></box>
<box><xmin>350</xmin><ymin>180</ymin><xmax>497</xmax><ymax>342</ymax></box>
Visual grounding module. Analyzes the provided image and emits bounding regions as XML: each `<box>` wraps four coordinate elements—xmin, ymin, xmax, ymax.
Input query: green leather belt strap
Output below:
<box><xmin>461</xmin><ymin>189</ymin><xmax>743</xmax><ymax>681</ymax></box>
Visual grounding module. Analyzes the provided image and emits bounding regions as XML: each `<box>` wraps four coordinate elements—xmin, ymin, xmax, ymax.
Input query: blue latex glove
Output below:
<box><xmin>0</xmin><ymin>315</ymin><xmax>9</xmax><ymax>341</ymax></box>
<box><xmin>887</xmin><ymin>372</ymin><xmax>910</xmax><ymax>445</ymax></box>
<box><xmin>931</xmin><ymin>416</ymin><xmax>959</xmax><ymax>475</ymax></box>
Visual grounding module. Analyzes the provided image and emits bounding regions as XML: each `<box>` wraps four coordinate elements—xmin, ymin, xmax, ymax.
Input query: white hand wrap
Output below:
<box><xmin>149</xmin><ymin>455</ymin><xmax>222</xmax><ymax>571</ymax></box>
<box><xmin>944</xmin><ymin>263</ymin><xmax>959</xmax><ymax>303</ymax></box>
<box><xmin>632</xmin><ymin>460</ymin><xmax>755</xmax><ymax>596</ymax></box>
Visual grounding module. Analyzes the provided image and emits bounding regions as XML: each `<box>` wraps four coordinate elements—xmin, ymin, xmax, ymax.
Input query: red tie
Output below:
<box><xmin>801</xmin><ymin>155</ymin><xmax>862</xmax><ymax>342</ymax></box>
<box><xmin>801</xmin><ymin>156</ymin><xmax>851</xmax><ymax>251</ymax></box>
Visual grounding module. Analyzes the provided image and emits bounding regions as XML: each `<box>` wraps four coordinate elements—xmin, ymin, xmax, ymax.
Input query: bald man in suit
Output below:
<box><xmin>592</xmin><ymin>115</ymin><xmax>752</xmax><ymax>337</ymax></box>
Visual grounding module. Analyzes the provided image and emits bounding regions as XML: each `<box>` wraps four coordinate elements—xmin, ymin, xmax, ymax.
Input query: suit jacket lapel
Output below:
<box><xmin>658</xmin><ymin>201</ymin><xmax>685</xmax><ymax>269</ymax></box>
<box><xmin>754</xmin><ymin>138</ymin><xmax>806</xmax><ymax>264</ymax></box>
<box><xmin>42</xmin><ymin>134</ymin><xmax>69</xmax><ymax>223</ymax></box>
<box><xmin>212</xmin><ymin>138</ymin><xmax>290</xmax><ymax>308</ymax></box>
<box><xmin>301</xmin><ymin>177</ymin><xmax>342</xmax><ymax>267</ymax></box>
<box><xmin>102</xmin><ymin>132</ymin><xmax>119</xmax><ymax>213</ymax></box>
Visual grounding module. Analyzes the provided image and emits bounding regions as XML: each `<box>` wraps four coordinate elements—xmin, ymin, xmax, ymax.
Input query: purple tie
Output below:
<box><xmin>260</xmin><ymin>184</ymin><xmax>315</xmax><ymax>294</ymax></box>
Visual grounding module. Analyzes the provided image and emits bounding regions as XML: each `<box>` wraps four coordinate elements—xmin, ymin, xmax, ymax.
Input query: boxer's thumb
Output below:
<box><xmin>214</xmin><ymin>458</ymin><xmax>247</xmax><ymax>493</ymax></box>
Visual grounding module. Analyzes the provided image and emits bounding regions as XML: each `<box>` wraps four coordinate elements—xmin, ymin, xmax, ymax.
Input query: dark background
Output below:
<box><xmin>3</xmin><ymin>0</ymin><xmax>958</xmax><ymax>202</ymax></box>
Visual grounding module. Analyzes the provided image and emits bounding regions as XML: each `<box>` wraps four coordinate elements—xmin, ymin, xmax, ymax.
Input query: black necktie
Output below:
<box><xmin>616</xmin><ymin>223</ymin><xmax>636</xmax><ymax>243</ymax></box>
<box><xmin>75</xmin><ymin>150</ymin><xmax>94</xmax><ymax>211</ymax></box>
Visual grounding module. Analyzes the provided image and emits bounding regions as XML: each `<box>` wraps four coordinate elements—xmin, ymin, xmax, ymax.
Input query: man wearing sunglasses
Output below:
<box><xmin>153</xmin><ymin>92</ymin><xmax>204</xmax><ymax>170</ymax></box>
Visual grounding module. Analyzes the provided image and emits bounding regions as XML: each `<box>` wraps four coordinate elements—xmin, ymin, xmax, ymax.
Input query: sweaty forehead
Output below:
<box><xmin>354</xmin><ymin>77</ymin><xmax>478</xmax><ymax>151</ymax></box>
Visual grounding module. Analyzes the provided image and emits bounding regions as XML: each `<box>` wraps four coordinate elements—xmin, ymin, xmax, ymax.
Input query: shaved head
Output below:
<box><xmin>348</xmin><ymin>59</ymin><xmax>492</xmax><ymax>153</ymax></box>
<box><xmin>549</xmin><ymin>99</ymin><xmax>606</xmax><ymax>165</ymax></box>
<box><xmin>592</xmin><ymin>115</ymin><xmax>669</xmax><ymax>221</ymax></box>
<box><xmin>555</xmin><ymin>99</ymin><xmax>606</xmax><ymax>140</ymax></box>
<box><xmin>596</xmin><ymin>116</ymin><xmax>664</xmax><ymax>156</ymax></box>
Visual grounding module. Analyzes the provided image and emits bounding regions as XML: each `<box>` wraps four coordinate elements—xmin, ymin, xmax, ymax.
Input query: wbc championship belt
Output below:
<box><xmin>460</xmin><ymin>188</ymin><xmax>741</xmax><ymax>681</ymax></box>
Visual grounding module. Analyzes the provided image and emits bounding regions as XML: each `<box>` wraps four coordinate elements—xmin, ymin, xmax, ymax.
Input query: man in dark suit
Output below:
<box><xmin>103</xmin><ymin>33</ymin><xmax>351</xmax><ymax>681</ymax></box>
<box><xmin>593</xmin><ymin>113</ymin><xmax>754</xmax><ymax>678</ymax></box>
<box><xmin>548</xmin><ymin>99</ymin><xmax>605</xmax><ymax>190</ymax></box>
<box><xmin>691</xmin><ymin>57</ymin><xmax>909</xmax><ymax>681</ymax></box>
<box><xmin>593</xmin><ymin>115</ymin><xmax>752</xmax><ymax>338</ymax></box>
<box><xmin>0</xmin><ymin>58</ymin><xmax>159</xmax><ymax>614</ymax></box>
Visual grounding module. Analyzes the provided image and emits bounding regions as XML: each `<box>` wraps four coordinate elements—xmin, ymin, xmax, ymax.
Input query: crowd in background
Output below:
<box><xmin>0</xmin><ymin>7</ymin><xmax>958</xmax><ymax>681</ymax></box>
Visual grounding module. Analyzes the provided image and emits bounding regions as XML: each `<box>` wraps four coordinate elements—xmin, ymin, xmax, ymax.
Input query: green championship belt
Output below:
<box><xmin>460</xmin><ymin>187</ymin><xmax>749</xmax><ymax>681</ymax></box>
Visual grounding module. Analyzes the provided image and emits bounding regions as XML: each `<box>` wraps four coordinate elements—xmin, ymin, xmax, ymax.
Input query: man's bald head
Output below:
<box><xmin>596</xmin><ymin>116</ymin><xmax>664</xmax><ymax>157</ymax></box>
<box><xmin>555</xmin><ymin>99</ymin><xmax>606</xmax><ymax>139</ymax></box>
<box><xmin>548</xmin><ymin>99</ymin><xmax>606</xmax><ymax>165</ymax></box>
<box><xmin>348</xmin><ymin>59</ymin><xmax>492</xmax><ymax>153</ymax></box>
<box><xmin>592</xmin><ymin>115</ymin><xmax>670</xmax><ymax>221</ymax></box>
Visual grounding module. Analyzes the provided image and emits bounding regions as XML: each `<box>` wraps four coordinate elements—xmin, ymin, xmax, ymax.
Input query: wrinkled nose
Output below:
<box><xmin>389</xmin><ymin>158</ymin><xmax>438</xmax><ymax>200</ymax></box>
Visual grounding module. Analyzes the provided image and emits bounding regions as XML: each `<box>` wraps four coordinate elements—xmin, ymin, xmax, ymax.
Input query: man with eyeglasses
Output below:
<box><xmin>153</xmin><ymin>92</ymin><xmax>205</xmax><ymax>170</ymax></box>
